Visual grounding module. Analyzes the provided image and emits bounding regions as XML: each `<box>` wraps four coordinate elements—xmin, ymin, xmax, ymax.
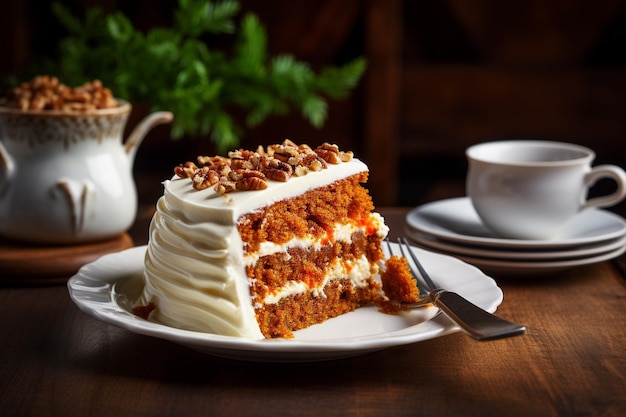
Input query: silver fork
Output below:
<box><xmin>386</xmin><ymin>237</ymin><xmax>526</xmax><ymax>341</ymax></box>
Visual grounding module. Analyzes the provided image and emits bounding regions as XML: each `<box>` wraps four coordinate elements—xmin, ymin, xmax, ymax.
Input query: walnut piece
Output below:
<box><xmin>263</xmin><ymin>158</ymin><xmax>293</xmax><ymax>182</ymax></box>
<box><xmin>174</xmin><ymin>161</ymin><xmax>199</xmax><ymax>178</ymax></box>
<box><xmin>193</xmin><ymin>166</ymin><xmax>220</xmax><ymax>190</ymax></box>
<box><xmin>236</xmin><ymin>176</ymin><xmax>268</xmax><ymax>191</ymax></box>
<box><xmin>314</xmin><ymin>142</ymin><xmax>341</xmax><ymax>164</ymax></box>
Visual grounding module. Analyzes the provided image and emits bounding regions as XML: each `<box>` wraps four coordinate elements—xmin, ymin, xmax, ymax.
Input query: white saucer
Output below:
<box><xmin>447</xmin><ymin>245</ymin><xmax>626</xmax><ymax>276</ymax></box>
<box><xmin>405</xmin><ymin>227</ymin><xmax>626</xmax><ymax>261</ymax></box>
<box><xmin>68</xmin><ymin>245</ymin><xmax>503</xmax><ymax>362</ymax></box>
<box><xmin>406</xmin><ymin>197</ymin><xmax>626</xmax><ymax>250</ymax></box>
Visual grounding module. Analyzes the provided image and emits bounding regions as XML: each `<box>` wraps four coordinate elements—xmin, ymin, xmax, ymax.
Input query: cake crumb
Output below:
<box><xmin>132</xmin><ymin>303</ymin><xmax>156</xmax><ymax>320</ymax></box>
<box><xmin>381</xmin><ymin>255</ymin><xmax>420</xmax><ymax>305</ymax></box>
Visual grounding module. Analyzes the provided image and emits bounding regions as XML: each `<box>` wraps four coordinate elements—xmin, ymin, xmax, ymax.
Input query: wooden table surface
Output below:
<box><xmin>1</xmin><ymin>206</ymin><xmax>625</xmax><ymax>417</ymax></box>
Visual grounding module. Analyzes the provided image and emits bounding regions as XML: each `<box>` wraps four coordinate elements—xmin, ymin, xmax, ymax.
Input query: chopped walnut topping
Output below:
<box><xmin>174</xmin><ymin>161</ymin><xmax>199</xmax><ymax>178</ymax></box>
<box><xmin>192</xmin><ymin>166</ymin><xmax>221</xmax><ymax>190</ymax></box>
<box><xmin>263</xmin><ymin>158</ymin><xmax>293</xmax><ymax>182</ymax></box>
<box><xmin>174</xmin><ymin>140</ymin><xmax>355</xmax><ymax>194</ymax></box>
<box><xmin>215</xmin><ymin>180</ymin><xmax>236</xmax><ymax>194</ymax></box>
<box><xmin>236</xmin><ymin>176</ymin><xmax>268</xmax><ymax>191</ymax></box>
<box><xmin>197</xmin><ymin>155</ymin><xmax>230</xmax><ymax>167</ymax></box>
<box><xmin>302</xmin><ymin>152</ymin><xmax>327</xmax><ymax>171</ymax></box>
<box><xmin>314</xmin><ymin>142</ymin><xmax>342</xmax><ymax>164</ymax></box>
<box><xmin>294</xmin><ymin>165</ymin><xmax>309</xmax><ymax>177</ymax></box>
<box><xmin>3</xmin><ymin>76</ymin><xmax>119</xmax><ymax>111</ymax></box>
<box><xmin>339</xmin><ymin>150</ymin><xmax>354</xmax><ymax>162</ymax></box>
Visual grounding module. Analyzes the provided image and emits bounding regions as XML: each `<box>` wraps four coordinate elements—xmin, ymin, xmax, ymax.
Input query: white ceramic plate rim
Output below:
<box><xmin>406</xmin><ymin>228</ymin><xmax>626</xmax><ymax>261</ymax></box>
<box><xmin>68</xmin><ymin>244</ymin><xmax>503</xmax><ymax>362</ymax></box>
<box><xmin>406</xmin><ymin>197</ymin><xmax>626</xmax><ymax>249</ymax></box>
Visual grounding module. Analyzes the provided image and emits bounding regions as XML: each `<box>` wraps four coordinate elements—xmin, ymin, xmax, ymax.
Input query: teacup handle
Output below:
<box><xmin>582</xmin><ymin>165</ymin><xmax>626</xmax><ymax>211</ymax></box>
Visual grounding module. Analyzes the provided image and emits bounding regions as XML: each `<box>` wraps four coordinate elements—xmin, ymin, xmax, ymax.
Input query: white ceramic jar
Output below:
<box><xmin>0</xmin><ymin>100</ymin><xmax>172</xmax><ymax>244</ymax></box>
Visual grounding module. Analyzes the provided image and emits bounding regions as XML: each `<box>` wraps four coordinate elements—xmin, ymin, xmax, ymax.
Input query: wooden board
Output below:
<box><xmin>0</xmin><ymin>233</ymin><xmax>134</xmax><ymax>285</ymax></box>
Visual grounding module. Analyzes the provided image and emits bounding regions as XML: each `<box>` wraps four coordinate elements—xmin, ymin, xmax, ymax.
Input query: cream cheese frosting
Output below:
<box><xmin>136</xmin><ymin>157</ymin><xmax>388</xmax><ymax>339</ymax></box>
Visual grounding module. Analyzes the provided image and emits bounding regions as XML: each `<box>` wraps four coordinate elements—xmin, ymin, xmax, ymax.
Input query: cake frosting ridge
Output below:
<box><xmin>135</xmin><ymin>140</ymin><xmax>396</xmax><ymax>339</ymax></box>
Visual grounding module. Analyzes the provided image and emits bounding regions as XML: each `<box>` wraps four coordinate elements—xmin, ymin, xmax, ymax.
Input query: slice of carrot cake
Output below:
<box><xmin>134</xmin><ymin>140</ymin><xmax>412</xmax><ymax>339</ymax></box>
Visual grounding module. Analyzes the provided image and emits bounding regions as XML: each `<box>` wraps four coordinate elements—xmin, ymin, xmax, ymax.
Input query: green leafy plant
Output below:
<box><xmin>28</xmin><ymin>0</ymin><xmax>366</xmax><ymax>153</ymax></box>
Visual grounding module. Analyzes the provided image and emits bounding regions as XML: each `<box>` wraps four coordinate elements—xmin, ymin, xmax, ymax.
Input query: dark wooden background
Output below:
<box><xmin>2</xmin><ymin>0</ymin><xmax>626</xmax><ymax>209</ymax></box>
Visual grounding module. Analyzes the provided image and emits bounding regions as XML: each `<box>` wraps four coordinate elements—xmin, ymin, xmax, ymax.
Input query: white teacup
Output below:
<box><xmin>466</xmin><ymin>140</ymin><xmax>626</xmax><ymax>240</ymax></box>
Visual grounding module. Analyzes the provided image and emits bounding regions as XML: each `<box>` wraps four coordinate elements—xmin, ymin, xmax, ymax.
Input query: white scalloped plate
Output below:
<box><xmin>68</xmin><ymin>244</ymin><xmax>503</xmax><ymax>362</ymax></box>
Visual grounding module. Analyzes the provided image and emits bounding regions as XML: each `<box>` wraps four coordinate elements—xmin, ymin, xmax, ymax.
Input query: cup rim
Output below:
<box><xmin>0</xmin><ymin>98</ymin><xmax>131</xmax><ymax>117</ymax></box>
<box><xmin>466</xmin><ymin>140</ymin><xmax>595</xmax><ymax>167</ymax></box>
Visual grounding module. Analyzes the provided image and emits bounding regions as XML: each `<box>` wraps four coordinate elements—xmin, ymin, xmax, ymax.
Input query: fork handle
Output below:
<box><xmin>430</xmin><ymin>290</ymin><xmax>526</xmax><ymax>341</ymax></box>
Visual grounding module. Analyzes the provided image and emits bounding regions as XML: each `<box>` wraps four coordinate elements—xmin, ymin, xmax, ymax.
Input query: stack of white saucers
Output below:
<box><xmin>405</xmin><ymin>197</ymin><xmax>626</xmax><ymax>276</ymax></box>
